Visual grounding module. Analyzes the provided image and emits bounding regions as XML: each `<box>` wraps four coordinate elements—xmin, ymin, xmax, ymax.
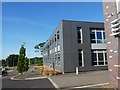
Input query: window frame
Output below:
<box><xmin>77</xmin><ymin>27</ymin><xmax>83</xmax><ymax>44</ymax></box>
<box><xmin>92</xmin><ymin>50</ymin><xmax>107</xmax><ymax>66</ymax></box>
<box><xmin>78</xmin><ymin>49</ymin><xmax>84</xmax><ymax>67</ymax></box>
<box><xmin>90</xmin><ymin>28</ymin><xmax>106</xmax><ymax>44</ymax></box>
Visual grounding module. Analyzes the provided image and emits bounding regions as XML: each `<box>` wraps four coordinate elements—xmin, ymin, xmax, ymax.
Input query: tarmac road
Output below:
<box><xmin>2</xmin><ymin>78</ymin><xmax>55</xmax><ymax>89</ymax></box>
<box><xmin>2</xmin><ymin>68</ymin><xmax>56</xmax><ymax>89</ymax></box>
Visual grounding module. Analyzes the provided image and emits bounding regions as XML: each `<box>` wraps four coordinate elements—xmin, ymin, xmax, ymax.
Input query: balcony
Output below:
<box><xmin>111</xmin><ymin>19</ymin><xmax>119</xmax><ymax>24</ymax></box>
<box><xmin>111</xmin><ymin>27</ymin><xmax>120</xmax><ymax>32</ymax></box>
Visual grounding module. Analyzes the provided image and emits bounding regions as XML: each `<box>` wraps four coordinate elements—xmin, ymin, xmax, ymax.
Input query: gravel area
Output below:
<box><xmin>14</xmin><ymin>70</ymin><xmax>43</xmax><ymax>79</ymax></box>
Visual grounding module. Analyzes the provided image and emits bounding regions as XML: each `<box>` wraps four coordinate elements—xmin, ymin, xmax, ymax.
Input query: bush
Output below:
<box><xmin>39</xmin><ymin>67</ymin><xmax>44</xmax><ymax>74</ymax></box>
<box><xmin>35</xmin><ymin>66</ymin><xmax>62</xmax><ymax>76</ymax></box>
<box><xmin>37</xmin><ymin>63</ymin><xmax>43</xmax><ymax>66</ymax></box>
<box><xmin>35</xmin><ymin>67</ymin><xmax>38</xmax><ymax>70</ymax></box>
<box><xmin>43</xmin><ymin>70</ymin><xmax>49</xmax><ymax>76</ymax></box>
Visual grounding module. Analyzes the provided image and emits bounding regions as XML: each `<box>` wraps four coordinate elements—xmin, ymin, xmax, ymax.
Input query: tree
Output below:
<box><xmin>29</xmin><ymin>57</ymin><xmax>43</xmax><ymax>66</ymax></box>
<box><xmin>1</xmin><ymin>59</ymin><xmax>7</xmax><ymax>67</ymax></box>
<box><xmin>6</xmin><ymin>54</ymin><xmax>19</xmax><ymax>67</ymax></box>
<box><xmin>24</xmin><ymin>57</ymin><xmax>29</xmax><ymax>72</ymax></box>
<box><xmin>34</xmin><ymin>42</ymin><xmax>46</xmax><ymax>55</ymax></box>
<box><xmin>17</xmin><ymin>45</ymin><xmax>27</xmax><ymax>74</ymax></box>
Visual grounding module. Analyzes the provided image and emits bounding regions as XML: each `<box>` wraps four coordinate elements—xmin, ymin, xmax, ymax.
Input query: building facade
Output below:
<box><xmin>43</xmin><ymin>20</ymin><xmax>108</xmax><ymax>73</ymax></box>
<box><xmin>102</xmin><ymin>0</ymin><xmax>120</xmax><ymax>88</ymax></box>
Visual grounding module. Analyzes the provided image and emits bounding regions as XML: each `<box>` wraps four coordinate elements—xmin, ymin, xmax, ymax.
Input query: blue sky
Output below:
<box><xmin>2</xmin><ymin>2</ymin><xmax>104</xmax><ymax>59</ymax></box>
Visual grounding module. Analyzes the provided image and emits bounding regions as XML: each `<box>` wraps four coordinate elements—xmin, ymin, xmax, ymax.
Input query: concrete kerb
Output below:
<box><xmin>10</xmin><ymin>74</ymin><xmax>47</xmax><ymax>80</ymax></box>
<box><xmin>10</xmin><ymin>73</ymin><xmax>21</xmax><ymax>80</ymax></box>
<box><xmin>48</xmin><ymin>77</ymin><xmax>59</xmax><ymax>88</ymax></box>
<box><xmin>25</xmin><ymin>77</ymin><xmax>47</xmax><ymax>80</ymax></box>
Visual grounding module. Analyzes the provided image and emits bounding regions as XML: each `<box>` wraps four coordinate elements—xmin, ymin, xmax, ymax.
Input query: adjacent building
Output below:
<box><xmin>43</xmin><ymin>20</ymin><xmax>108</xmax><ymax>73</ymax></box>
<box><xmin>102</xmin><ymin>0</ymin><xmax>120</xmax><ymax>88</ymax></box>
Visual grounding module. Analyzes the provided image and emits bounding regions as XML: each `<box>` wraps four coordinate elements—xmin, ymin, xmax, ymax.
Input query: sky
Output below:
<box><xmin>2</xmin><ymin>2</ymin><xmax>104</xmax><ymax>60</ymax></box>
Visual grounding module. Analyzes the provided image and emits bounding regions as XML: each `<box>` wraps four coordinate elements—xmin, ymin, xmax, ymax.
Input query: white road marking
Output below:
<box><xmin>71</xmin><ymin>83</ymin><xmax>109</xmax><ymax>88</ymax></box>
<box><xmin>48</xmin><ymin>77</ymin><xmax>59</xmax><ymax>88</ymax></box>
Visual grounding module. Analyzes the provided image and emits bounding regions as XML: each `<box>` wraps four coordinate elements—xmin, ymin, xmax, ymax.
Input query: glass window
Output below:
<box><xmin>55</xmin><ymin>47</ymin><xmax>57</xmax><ymax>52</ymax></box>
<box><xmin>55</xmin><ymin>55</ymin><xmax>57</xmax><ymax>59</ymax></box>
<box><xmin>78</xmin><ymin>39</ymin><xmax>81</xmax><ymax>43</ymax></box>
<box><xmin>79</xmin><ymin>53</ymin><xmax>82</xmax><ymax>66</ymax></box>
<box><xmin>105</xmin><ymin>53</ymin><xmax>107</xmax><ymax>60</ymax></box>
<box><xmin>98</xmin><ymin>53</ymin><xmax>104</xmax><ymax>61</ymax></box>
<box><xmin>58</xmin><ymin>45</ymin><xmax>60</xmax><ymax>51</ymax></box>
<box><xmin>97</xmin><ymin>32</ymin><xmax>102</xmax><ymax>39</ymax></box>
<box><xmin>91</xmin><ymin>40</ymin><xmax>96</xmax><ymax>43</ymax></box>
<box><xmin>77</xmin><ymin>27</ymin><xmax>82</xmax><ymax>43</ymax></box>
<box><xmin>97</xmin><ymin>40</ymin><xmax>102</xmax><ymax>43</ymax></box>
<box><xmin>92</xmin><ymin>52</ymin><xmax>97</xmax><ymax>65</ymax></box>
<box><xmin>92</xmin><ymin>53</ymin><xmax>97</xmax><ymax>62</ymax></box>
<box><xmin>57</xmin><ymin>34</ymin><xmax>59</xmax><ymax>39</ymax></box>
<box><xmin>58</xmin><ymin>57</ymin><xmax>60</xmax><ymax>59</ymax></box>
<box><xmin>90</xmin><ymin>32</ymin><xmax>95</xmax><ymax>39</ymax></box>
<box><xmin>90</xmin><ymin>28</ymin><xmax>106</xmax><ymax>44</ymax></box>
<box><xmin>103</xmin><ymin>32</ymin><xmax>106</xmax><ymax>39</ymax></box>
<box><xmin>78</xmin><ymin>49</ymin><xmax>84</xmax><ymax>66</ymax></box>
<box><xmin>52</xmin><ymin>39</ymin><xmax>54</xmax><ymax>44</ymax></box>
<box><xmin>77</xmin><ymin>30</ymin><xmax>81</xmax><ymax>39</ymax></box>
<box><xmin>98</xmin><ymin>62</ymin><xmax>104</xmax><ymax>65</ymax></box>
<box><xmin>50</xmin><ymin>50</ymin><xmax>51</xmax><ymax>54</ymax></box>
<box><xmin>90</xmin><ymin>31</ymin><xmax>96</xmax><ymax>43</ymax></box>
<box><xmin>105</xmin><ymin>62</ymin><xmax>108</xmax><ymax>65</ymax></box>
<box><xmin>92</xmin><ymin>50</ymin><xmax>107</xmax><ymax>66</ymax></box>
<box><xmin>55</xmin><ymin>37</ymin><xmax>56</xmax><ymax>42</ymax></box>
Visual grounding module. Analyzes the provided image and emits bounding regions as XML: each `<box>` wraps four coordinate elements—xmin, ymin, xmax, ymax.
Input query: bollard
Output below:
<box><xmin>76</xmin><ymin>67</ymin><xmax>78</xmax><ymax>75</ymax></box>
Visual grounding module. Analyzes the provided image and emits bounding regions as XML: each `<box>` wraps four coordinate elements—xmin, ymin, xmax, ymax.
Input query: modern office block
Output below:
<box><xmin>43</xmin><ymin>20</ymin><xmax>108</xmax><ymax>73</ymax></box>
<box><xmin>102</xmin><ymin>0</ymin><xmax>120</xmax><ymax>88</ymax></box>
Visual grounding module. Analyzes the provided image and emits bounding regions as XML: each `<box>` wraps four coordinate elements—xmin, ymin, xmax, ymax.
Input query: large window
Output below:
<box><xmin>77</xmin><ymin>27</ymin><xmax>83</xmax><ymax>43</ymax></box>
<box><xmin>90</xmin><ymin>31</ymin><xmax>96</xmax><ymax>43</ymax></box>
<box><xmin>78</xmin><ymin>49</ymin><xmax>84</xmax><ymax>66</ymax></box>
<box><xmin>58</xmin><ymin>45</ymin><xmax>60</xmax><ymax>52</ymax></box>
<box><xmin>91</xmin><ymin>50</ymin><xmax>107</xmax><ymax>66</ymax></box>
<box><xmin>90</xmin><ymin>28</ymin><xmax>106</xmax><ymax>44</ymax></box>
<box><xmin>57</xmin><ymin>52</ymin><xmax>60</xmax><ymax>67</ymax></box>
<box><xmin>57</xmin><ymin>31</ymin><xmax>60</xmax><ymax>40</ymax></box>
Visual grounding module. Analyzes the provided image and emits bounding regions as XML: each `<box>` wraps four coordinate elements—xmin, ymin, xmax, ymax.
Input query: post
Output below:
<box><xmin>76</xmin><ymin>67</ymin><xmax>78</xmax><ymax>75</ymax></box>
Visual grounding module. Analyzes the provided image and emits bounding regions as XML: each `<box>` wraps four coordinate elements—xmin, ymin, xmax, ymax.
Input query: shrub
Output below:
<box><xmin>35</xmin><ymin>66</ymin><xmax>62</xmax><ymax>76</ymax></box>
<box><xmin>43</xmin><ymin>70</ymin><xmax>49</xmax><ymax>76</ymax></box>
<box><xmin>39</xmin><ymin>67</ymin><xmax>44</xmax><ymax>74</ymax></box>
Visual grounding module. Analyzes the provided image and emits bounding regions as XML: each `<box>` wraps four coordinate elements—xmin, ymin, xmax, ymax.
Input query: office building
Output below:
<box><xmin>43</xmin><ymin>20</ymin><xmax>107</xmax><ymax>73</ymax></box>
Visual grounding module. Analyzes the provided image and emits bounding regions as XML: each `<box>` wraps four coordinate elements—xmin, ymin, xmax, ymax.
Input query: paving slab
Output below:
<box><xmin>50</xmin><ymin>70</ymin><xmax>109</xmax><ymax>89</ymax></box>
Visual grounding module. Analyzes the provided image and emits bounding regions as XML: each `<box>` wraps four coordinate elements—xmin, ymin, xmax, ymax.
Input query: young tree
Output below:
<box><xmin>17</xmin><ymin>45</ymin><xmax>26</xmax><ymax>74</ymax></box>
<box><xmin>24</xmin><ymin>57</ymin><xmax>29</xmax><ymax>72</ymax></box>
